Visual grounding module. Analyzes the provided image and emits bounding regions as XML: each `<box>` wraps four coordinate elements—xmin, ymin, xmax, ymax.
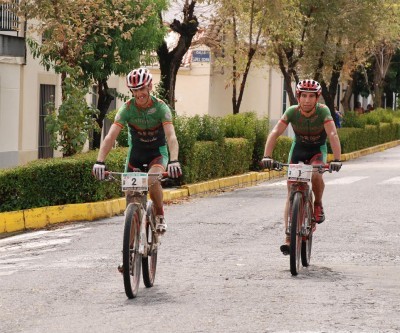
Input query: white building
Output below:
<box><xmin>0</xmin><ymin>8</ymin><xmax>287</xmax><ymax>170</ymax></box>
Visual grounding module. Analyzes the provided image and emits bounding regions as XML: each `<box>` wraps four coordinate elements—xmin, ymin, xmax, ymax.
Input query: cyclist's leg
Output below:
<box><xmin>148</xmin><ymin>162</ymin><xmax>164</xmax><ymax>215</ymax></box>
<box><xmin>148</xmin><ymin>147</ymin><xmax>168</xmax><ymax>232</ymax></box>
<box><xmin>281</xmin><ymin>144</ymin><xmax>297</xmax><ymax>254</ymax></box>
<box><xmin>310</xmin><ymin>146</ymin><xmax>327</xmax><ymax>223</ymax></box>
<box><xmin>280</xmin><ymin>185</ymin><xmax>291</xmax><ymax>255</ymax></box>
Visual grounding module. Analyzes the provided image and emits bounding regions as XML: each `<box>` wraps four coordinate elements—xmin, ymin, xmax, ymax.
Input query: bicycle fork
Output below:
<box><xmin>139</xmin><ymin>201</ymin><xmax>160</xmax><ymax>257</ymax></box>
<box><xmin>138</xmin><ymin>211</ymin><xmax>147</xmax><ymax>256</ymax></box>
<box><xmin>287</xmin><ymin>191</ymin><xmax>310</xmax><ymax>239</ymax></box>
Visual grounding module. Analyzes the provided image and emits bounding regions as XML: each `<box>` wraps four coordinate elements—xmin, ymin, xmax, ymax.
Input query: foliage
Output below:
<box><xmin>212</xmin><ymin>0</ymin><xmax>272</xmax><ymax>114</ymax></box>
<box><xmin>343</xmin><ymin>108</ymin><xmax>398</xmax><ymax>129</ymax></box>
<box><xmin>157</xmin><ymin>0</ymin><xmax>199</xmax><ymax>109</ymax></box>
<box><xmin>18</xmin><ymin>0</ymin><xmax>168</xmax><ymax>150</ymax></box>
<box><xmin>258</xmin><ymin>0</ymin><xmax>397</xmax><ymax>114</ymax></box>
<box><xmin>0</xmin><ymin>148</ymin><xmax>126</xmax><ymax>213</ymax></box>
<box><xmin>45</xmin><ymin>76</ymin><xmax>99</xmax><ymax>156</ymax></box>
<box><xmin>363</xmin><ymin>108</ymin><xmax>396</xmax><ymax>125</ymax></box>
<box><xmin>181</xmin><ymin>138</ymin><xmax>253</xmax><ymax>184</ymax></box>
<box><xmin>341</xmin><ymin>111</ymin><xmax>367</xmax><ymax>129</ymax></box>
<box><xmin>330</xmin><ymin>122</ymin><xmax>400</xmax><ymax>154</ymax></box>
<box><xmin>272</xmin><ymin>136</ymin><xmax>292</xmax><ymax>163</ymax></box>
<box><xmin>106</xmin><ymin>109</ymin><xmax>129</xmax><ymax>147</ymax></box>
<box><xmin>197</xmin><ymin>115</ymin><xmax>226</xmax><ymax>142</ymax></box>
<box><xmin>20</xmin><ymin>0</ymin><xmax>167</xmax><ymax>81</ymax></box>
<box><xmin>224</xmin><ymin>112</ymin><xmax>269</xmax><ymax>169</ymax></box>
<box><xmin>2</xmin><ymin>109</ymin><xmax>400</xmax><ymax>212</ymax></box>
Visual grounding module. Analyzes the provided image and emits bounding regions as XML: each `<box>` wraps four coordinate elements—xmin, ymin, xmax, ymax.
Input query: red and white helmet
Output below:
<box><xmin>126</xmin><ymin>68</ymin><xmax>153</xmax><ymax>90</ymax></box>
<box><xmin>296</xmin><ymin>79</ymin><xmax>322</xmax><ymax>97</ymax></box>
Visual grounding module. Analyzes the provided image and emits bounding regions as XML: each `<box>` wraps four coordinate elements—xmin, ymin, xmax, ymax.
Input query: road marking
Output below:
<box><xmin>0</xmin><ymin>224</ymin><xmax>90</xmax><ymax>276</ymax></box>
<box><xmin>262</xmin><ymin>177</ymin><xmax>371</xmax><ymax>187</ymax></box>
<box><xmin>260</xmin><ymin>180</ymin><xmax>287</xmax><ymax>187</ymax></box>
<box><xmin>379</xmin><ymin>177</ymin><xmax>400</xmax><ymax>185</ymax></box>
<box><xmin>325</xmin><ymin>176</ymin><xmax>369</xmax><ymax>185</ymax></box>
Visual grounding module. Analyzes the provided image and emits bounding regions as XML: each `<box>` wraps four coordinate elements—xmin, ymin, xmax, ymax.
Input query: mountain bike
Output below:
<box><xmin>273</xmin><ymin>162</ymin><xmax>336</xmax><ymax>276</ymax></box>
<box><xmin>106</xmin><ymin>168</ymin><xmax>168</xmax><ymax>299</ymax></box>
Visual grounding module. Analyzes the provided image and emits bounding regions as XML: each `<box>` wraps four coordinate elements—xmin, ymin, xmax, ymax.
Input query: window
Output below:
<box><xmin>38</xmin><ymin>85</ymin><xmax>55</xmax><ymax>159</ymax></box>
<box><xmin>0</xmin><ymin>1</ymin><xmax>19</xmax><ymax>32</ymax></box>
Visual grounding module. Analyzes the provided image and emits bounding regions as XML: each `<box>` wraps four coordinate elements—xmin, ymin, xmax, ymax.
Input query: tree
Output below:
<box><xmin>213</xmin><ymin>0</ymin><xmax>271</xmax><ymax>114</ymax></box>
<box><xmin>18</xmin><ymin>0</ymin><xmax>167</xmax><ymax>151</ymax></box>
<box><xmin>264</xmin><ymin>0</ymin><xmax>383</xmax><ymax>117</ymax></box>
<box><xmin>45</xmin><ymin>75</ymin><xmax>98</xmax><ymax>156</ymax></box>
<box><xmin>157</xmin><ymin>0</ymin><xmax>199</xmax><ymax>110</ymax></box>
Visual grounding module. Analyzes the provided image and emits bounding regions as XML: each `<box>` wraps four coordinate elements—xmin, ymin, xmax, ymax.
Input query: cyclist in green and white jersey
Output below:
<box><xmin>261</xmin><ymin>80</ymin><xmax>342</xmax><ymax>255</ymax></box>
<box><xmin>93</xmin><ymin>68</ymin><xmax>181</xmax><ymax>234</ymax></box>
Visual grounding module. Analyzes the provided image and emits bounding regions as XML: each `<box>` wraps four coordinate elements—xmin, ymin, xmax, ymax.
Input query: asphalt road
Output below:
<box><xmin>1</xmin><ymin>146</ymin><xmax>400</xmax><ymax>333</ymax></box>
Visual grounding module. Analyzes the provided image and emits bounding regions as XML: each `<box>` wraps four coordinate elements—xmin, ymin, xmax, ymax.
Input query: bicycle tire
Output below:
<box><xmin>142</xmin><ymin>201</ymin><xmax>158</xmax><ymax>288</ymax></box>
<box><xmin>290</xmin><ymin>192</ymin><xmax>303</xmax><ymax>276</ymax></box>
<box><xmin>301</xmin><ymin>192</ymin><xmax>313</xmax><ymax>267</ymax></box>
<box><xmin>122</xmin><ymin>203</ymin><xmax>142</xmax><ymax>299</ymax></box>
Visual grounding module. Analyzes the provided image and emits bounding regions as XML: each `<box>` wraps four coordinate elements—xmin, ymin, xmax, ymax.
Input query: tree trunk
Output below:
<box><xmin>157</xmin><ymin>1</ymin><xmax>199</xmax><ymax>111</ymax></box>
<box><xmin>373</xmin><ymin>43</ymin><xmax>394</xmax><ymax>108</ymax></box>
<box><xmin>340</xmin><ymin>79</ymin><xmax>353</xmax><ymax>112</ymax></box>
<box><xmin>276</xmin><ymin>48</ymin><xmax>297</xmax><ymax>105</ymax></box>
<box><xmin>320</xmin><ymin>59</ymin><xmax>342</xmax><ymax>122</ymax></box>
<box><xmin>92</xmin><ymin>80</ymin><xmax>114</xmax><ymax>149</ymax></box>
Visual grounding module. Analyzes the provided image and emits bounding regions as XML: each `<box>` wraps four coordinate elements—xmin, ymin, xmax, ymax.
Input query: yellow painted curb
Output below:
<box><xmin>0</xmin><ymin>211</ymin><xmax>24</xmax><ymax>233</ymax></box>
<box><xmin>163</xmin><ymin>188</ymin><xmax>189</xmax><ymax>201</ymax></box>
<box><xmin>2</xmin><ymin>139</ymin><xmax>400</xmax><ymax>235</ymax></box>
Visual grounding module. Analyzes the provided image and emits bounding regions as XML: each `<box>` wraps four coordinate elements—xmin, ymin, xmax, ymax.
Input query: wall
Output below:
<box><xmin>0</xmin><ymin>62</ymin><xmax>22</xmax><ymax>168</ymax></box>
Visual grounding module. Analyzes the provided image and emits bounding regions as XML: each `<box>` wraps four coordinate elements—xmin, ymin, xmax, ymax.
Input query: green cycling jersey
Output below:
<box><xmin>280</xmin><ymin>103</ymin><xmax>333</xmax><ymax>147</ymax></box>
<box><xmin>114</xmin><ymin>95</ymin><xmax>173</xmax><ymax>150</ymax></box>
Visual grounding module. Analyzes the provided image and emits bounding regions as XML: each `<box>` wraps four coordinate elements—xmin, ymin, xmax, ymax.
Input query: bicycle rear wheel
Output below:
<box><xmin>122</xmin><ymin>203</ymin><xmax>142</xmax><ymax>299</ymax></box>
<box><xmin>142</xmin><ymin>202</ymin><xmax>158</xmax><ymax>288</ymax></box>
<box><xmin>301</xmin><ymin>193</ymin><xmax>313</xmax><ymax>267</ymax></box>
<box><xmin>290</xmin><ymin>192</ymin><xmax>303</xmax><ymax>276</ymax></box>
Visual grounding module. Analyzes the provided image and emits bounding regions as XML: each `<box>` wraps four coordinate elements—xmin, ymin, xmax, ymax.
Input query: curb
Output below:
<box><xmin>1</xmin><ymin>140</ymin><xmax>399</xmax><ymax>235</ymax></box>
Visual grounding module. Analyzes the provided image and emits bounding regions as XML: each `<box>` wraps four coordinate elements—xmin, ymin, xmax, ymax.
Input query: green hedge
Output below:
<box><xmin>1</xmin><ymin>109</ymin><xmax>399</xmax><ymax>213</ymax></box>
<box><xmin>0</xmin><ymin>148</ymin><xmax>130</xmax><ymax>213</ymax></box>
<box><xmin>183</xmin><ymin>138</ymin><xmax>253</xmax><ymax>184</ymax></box>
<box><xmin>328</xmin><ymin>122</ymin><xmax>400</xmax><ymax>153</ymax></box>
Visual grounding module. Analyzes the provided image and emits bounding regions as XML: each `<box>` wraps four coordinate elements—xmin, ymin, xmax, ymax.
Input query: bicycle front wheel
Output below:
<box><xmin>290</xmin><ymin>192</ymin><xmax>303</xmax><ymax>276</ymax></box>
<box><xmin>301</xmin><ymin>193</ymin><xmax>314</xmax><ymax>267</ymax></box>
<box><xmin>142</xmin><ymin>202</ymin><xmax>158</xmax><ymax>288</ymax></box>
<box><xmin>122</xmin><ymin>203</ymin><xmax>142</xmax><ymax>299</ymax></box>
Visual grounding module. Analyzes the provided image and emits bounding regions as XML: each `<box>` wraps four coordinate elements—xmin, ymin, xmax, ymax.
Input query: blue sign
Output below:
<box><xmin>192</xmin><ymin>50</ymin><xmax>210</xmax><ymax>62</ymax></box>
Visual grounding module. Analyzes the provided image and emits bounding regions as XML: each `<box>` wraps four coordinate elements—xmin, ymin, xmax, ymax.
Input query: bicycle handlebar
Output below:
<box><xmin>105</xmin><ymin>171</ymin><xmax>169</xmax><ymax>178</ymax></box>
<box><xmin>272</xmin><ymin>162</ymin><xmax>331</xmax><ymax>173</ymax></box>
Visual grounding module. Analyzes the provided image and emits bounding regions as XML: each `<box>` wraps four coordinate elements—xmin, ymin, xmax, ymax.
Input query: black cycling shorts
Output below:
<box><xmin>288</xmin><ymin>143</ymin><xmax>327</xmax><ymax>164</ymax></box>
<box><xmin>126</xmin><ymin>147</ymin><xmax>168</xmax><ymax>172</ymax></box>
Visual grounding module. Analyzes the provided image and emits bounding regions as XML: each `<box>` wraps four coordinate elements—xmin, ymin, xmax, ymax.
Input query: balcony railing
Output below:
<box><xmin>0</xmin><ymin>1</ymin><xmax>19</xmax><ymax>32</ymax></box>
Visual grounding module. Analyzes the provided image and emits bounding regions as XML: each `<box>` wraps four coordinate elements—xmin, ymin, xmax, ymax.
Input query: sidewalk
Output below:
<box><xmin>1</xmin><ymin>140</ymin><xmax>399</xmax><ymax>235</ymax></box>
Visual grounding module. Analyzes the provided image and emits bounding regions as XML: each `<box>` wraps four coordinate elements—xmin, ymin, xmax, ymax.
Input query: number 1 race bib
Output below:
<box><xmin>287</xmin><ymin>164</ymin><xmax>313</xmax><ymax>182</ymax></box>
<box><xmin>121</xmin><ymin>172</ymin><xmax>148</xmax><ymax>191</ymax></box>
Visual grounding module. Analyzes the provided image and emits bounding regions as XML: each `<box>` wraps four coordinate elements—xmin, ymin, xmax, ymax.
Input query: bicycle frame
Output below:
<box><xmin>105</xmin><ymin>170</ymin><xmax>167</xmax><ymax>298</ymax></box>
<box><xmin>274</xmin><ymin>162</ymin><xmax>330</xmax><ymax>275</ymax></box>
<box><xmin>107</xmin><ymin>171</ymin><xmax>166</xmax><ymax>255</ymax></box>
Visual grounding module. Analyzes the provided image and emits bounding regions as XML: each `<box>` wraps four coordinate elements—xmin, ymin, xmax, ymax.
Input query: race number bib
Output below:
<box><xmin>121</xmin><ymin>172</ymin><xmax>148</xmax><ymax>191</ymax></box>
<box><xmin>287</xmin><ymin>164</ymin><xmax>313</xmax><ymax>182</ymax></box>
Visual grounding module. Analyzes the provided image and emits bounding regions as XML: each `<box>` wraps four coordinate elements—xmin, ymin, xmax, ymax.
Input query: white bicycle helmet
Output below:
<box><xmin>126</xmin><ymin>68</ymin><xmax>153</xmax><ymax>90</ymax></box>
<box><xmin>296</xmin><ymin>79</ymin><xmax>322</xmax><ymax>97</ymax></box>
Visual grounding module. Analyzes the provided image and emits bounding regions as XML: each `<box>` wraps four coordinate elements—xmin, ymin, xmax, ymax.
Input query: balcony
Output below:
<box><xmin>0</xmin><ymin>1</ymin><xmax>25</xmax><ymax>63</ymax></box>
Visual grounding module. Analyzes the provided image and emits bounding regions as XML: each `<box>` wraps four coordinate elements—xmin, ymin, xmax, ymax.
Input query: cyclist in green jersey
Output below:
<box><xmin>261</xmin><ymin>80</ymin><xmax>342</xmax><ymax>255</ymax></box>
<box><xmin>93</xmin><ymin>68</ymin><xmax>181</xmax><ymax>234</ymax></box>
